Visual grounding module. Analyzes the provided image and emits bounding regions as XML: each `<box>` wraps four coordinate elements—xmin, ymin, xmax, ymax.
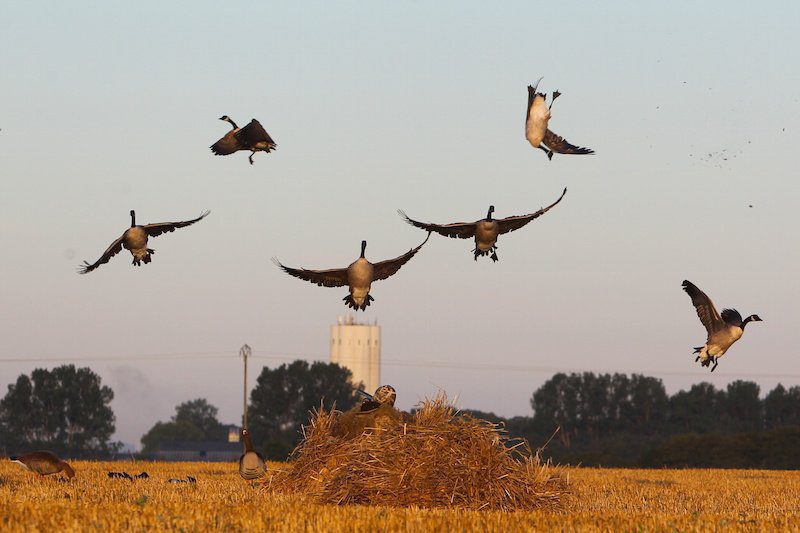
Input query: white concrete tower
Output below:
<box><xmin>330</xmin><ymin>315</ymin><xmax>381</xmax><ymax>393</ymax></box>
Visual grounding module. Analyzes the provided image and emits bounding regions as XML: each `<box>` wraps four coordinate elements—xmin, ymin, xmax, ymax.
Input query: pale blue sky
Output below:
<box><xmin>1</xmin><ymin>2</ymin><xmax>798</xmax><ymax>446</ymax></box>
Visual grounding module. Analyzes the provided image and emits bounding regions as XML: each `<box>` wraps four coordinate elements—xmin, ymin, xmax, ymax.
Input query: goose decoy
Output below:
<box><xmin>357</xmin><ymin>385</ymin><xmax>397</xmax><ymax>411</ymax></box>
<box><xmin>525</xmin><ymin>78</ymin><xmax>594</xmax><ymax>160</ymax></box>
<box><xmin>682</xmin><ymin>280</ymin><xmax>763</xmax><ymax>372</ymax></box>
<box><xmin>78</xmin><ymin>210</ymin><xmax>209</xmax><ymax>274</ymax></box>
<box><xmin>10</xmin><ymin>451</ymin><xmax>75</xmax><ymax>479</ymax></box>
<box><xmin>399</xmin><ymin>188</ymin><xmax>566</xmax><ymax>262</ymax></box>
<box><xmin>238</xmin><ymin>428</ymin><xmax>266</xmax><ymax>481</ymax></box>
<box><xmin>274</xmin><ymin>234</ymin><xmax>430</xmax><ymax>310</ymax></box>
<box><xmin>210</xmin><ymin>116</ymin><xmax>276</xmax><ymax>165</ymax></box>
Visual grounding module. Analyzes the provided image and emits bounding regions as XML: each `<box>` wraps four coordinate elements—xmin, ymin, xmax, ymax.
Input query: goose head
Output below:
<box><xmin>219</xmin><ymin>115</ymin><xmax>238</xmax><ymax>129</ymax></box>
<box><xmin>486</xmin><ymin>205</ymin><xmax>495</xmax><ymax>221</ymax></box>
<box><xmin>742</xmin><ymin>314</ymin><xmax>763</xmax><ymax>329</ymax></box>
<box><xmin>129</xmin><ymin>210</ymin><xmax>136</xmax><ymax>227</ymax></box>
<box><xmin>360</xmin><ymin>240</ymin><xmax>367</xmax><ymax>258</ymax></box>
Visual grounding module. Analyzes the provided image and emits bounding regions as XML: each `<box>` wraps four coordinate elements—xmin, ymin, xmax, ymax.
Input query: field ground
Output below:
<box><xmin>2</xmin><ymin>461</ymin><xmax>799</xmax><ymax>531</ymax></box>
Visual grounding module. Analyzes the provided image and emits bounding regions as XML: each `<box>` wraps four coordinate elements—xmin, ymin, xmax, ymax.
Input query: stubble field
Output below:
<box><xmin>1</xmin><ymin>461</ymin><xmax>799</xmax><ymax>531</ymax></box>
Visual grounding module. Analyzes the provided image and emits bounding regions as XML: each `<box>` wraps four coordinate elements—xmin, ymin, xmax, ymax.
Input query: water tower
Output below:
<box><xmin>330</xmin><ymin>315</ymin><xmax>381</xmax><ymax>393</ymax></box>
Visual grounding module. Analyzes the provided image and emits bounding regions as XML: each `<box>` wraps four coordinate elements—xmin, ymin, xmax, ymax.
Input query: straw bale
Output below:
<box><xmin>265</xmin><ymin>394</ymin><xmax>568</xmax><ymax>510</ymax></box>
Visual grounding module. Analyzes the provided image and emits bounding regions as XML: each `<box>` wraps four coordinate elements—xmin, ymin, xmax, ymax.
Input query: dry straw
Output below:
<box><xmin>265</xmin><ymin>393</ymin><xmax>568</xmax><ymax>511</ymax></box>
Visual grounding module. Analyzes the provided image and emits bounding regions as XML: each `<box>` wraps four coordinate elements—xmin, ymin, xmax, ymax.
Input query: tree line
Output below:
<box><xmin>2</xmin><ymin>364</ymin><xmax>799</xmax><ymax>467</ymax></box>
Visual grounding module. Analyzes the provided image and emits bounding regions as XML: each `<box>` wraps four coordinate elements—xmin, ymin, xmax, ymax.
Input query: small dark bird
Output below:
<box><xmin>525</xmin><ymin>79</ymin><xmax>594</xmax><ymax>160</ymax></box>
<box><xmin>10</xmin><ymin>452</ymin><xmax>75</xmax><ymax>479</ymax></box>
<box><xmin>682</xmin><ymin>280</ymin><xmax>763</xmax><ymax>372</ymax></box>
<box><xmin>78</xmin><ymin>210</ymin><xmax>209</xmax><ymax>274</ymax></box>
<box><xmin>168</xmin><ymin>476</ymin><xmax>196</xmax><ymax>484</ymax></box>
<box><xmin>210</xmin><ymin>116</ymin><xmax>276</xmax><ymax>165</ymax></box>
<box><xmin>274</xmin><ymin>234</ymin><xmax>430</xmax><ymax>310</ymax></box>
<box><xmin>399</xmin><ymin>188</ymin><xmax>566</xmax><ymax>262</ymax></box>
<box><xmin>134</xmin><ymin>472</ymin><xmax>149</xmax><ymax>479</ymax></box>
<box><xmin>238</xmin><ymin>429</ymin><xmax>266</xmax><ymax>480</ymax></box>
<box><xmin>107</xmin><ymin>471</ymin><xmax>133</xmax><ymax>481</ymax></box>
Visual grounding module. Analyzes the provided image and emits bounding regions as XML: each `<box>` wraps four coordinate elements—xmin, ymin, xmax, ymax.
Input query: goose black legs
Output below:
<box><xmin>550</xmin><ymin>91</ymin><xmax>561</xmax><ymax>110</ymax></box>
<box><xmin>248</xmin><ymin>153</ymin><xmax>255</xmax><ymax>165</ymax></box>
<box><xmin>711</xmin><ymin>358</ymin><xmax>719</xmax><ymax>372</ymax></box>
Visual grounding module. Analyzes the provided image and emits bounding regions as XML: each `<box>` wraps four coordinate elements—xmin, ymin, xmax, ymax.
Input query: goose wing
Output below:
<box><xmin>682</xmin><ymin>280</ymin><xmax>725</xmax><ymax>335</ymax></box>
<box><xmin>721</xmin><ymin>308</ymin><xmax>743</xmax><ymax>327</ymax></box>
<box><xmin>78</xmin><ymin>233</ymin><xmax>126</xmax><ymax>274</ymax></box>
<box><xmin>543</xmin><ymin>129</ymin><xmax>594</xmax><ymax>155</ymax></box>
<box><xmin>272</xmin><ymin>259</ymin><xmax>349</xmax><ymax>287</ymax></box>
<box><xmin>143</xmin><ymin>211</ymin><xmax>210</xmax><ymax>238</ymax></box>
<box><xmin>210</xmin><ymin>132</ymin><xmax>240</xmax><ymax>155</ymax></box>
<box><xmin>397</xmin><ymin>210</ymin><xmax>477</xmax><ymax>239</ymax></box>
<box><xmin>372</xmin><ymin>233</ymin><xmax>430</xmax><ymax>281</ymax></box>
<box><xmin>496</xmin><ymin>188</ymin><xmax>567</xmax><ymax>235</ymax></box>
<box><xmin>235</xmin><ymin>119</ymin><xmax>275</xmax><ymax>148</ymax></box>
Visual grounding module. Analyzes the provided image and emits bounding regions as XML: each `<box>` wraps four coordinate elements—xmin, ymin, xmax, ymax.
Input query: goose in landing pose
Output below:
<box><xmin>274</xmin><ymin>235</ymin><xmax>429</xmax><ymax>310</ymax></box>
<box><xmin>682</xmin><ymin>280</ymin><xmax>763</xmax><ymax>372</ymax></box>
<box><xmin>210</xmin><ymin>115</ymin><xmax>276</xmax><ymax>165</ymax></box>
<box><xmin>525</xmin><ymin>78</ymin><xmax>594</xmax><ymax>160</ymax></box>
<box><xmin>78</xmin><ymin>210</ymin><xmax>209</xmax><ymax>274</ymax></box>
<box><xmin>10</xmin><ymin>451</ymin><xmax>75</xmax><ymax>479</ymax></box>
<box><xmin>238</xmin><ymin>429</ymin><xmax>266</xmax><ymax>480</ymax></box>
<box><xmin>399</xmin><ymin>188</ymin><xmax>566</xmax><ymax>262</ymax></box>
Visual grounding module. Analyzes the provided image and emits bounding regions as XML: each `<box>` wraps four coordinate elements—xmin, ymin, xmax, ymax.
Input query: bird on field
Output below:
<box><xmin>525</xmin><ymin>78</ymin><xmax>594</xmax><ymax>160</ymax></box>
<box><xmin>399</xmin><ymin>188</ymin><xmax>566</xmax><ymax>262</ymax></box>
<box><xmin>107</xmin><ymin>471</ymin><xmax>133</xmax><ymax>481</ymax></box>
<box><xmin>167</xmin><ymin>476</ymin><xmax>196</xmax><ymax>483</ymax></box>
<box><xmin>238</xmin><ymin>428</ymin><xmax>266</xmax><ymax>480</ymax></box>
<box><xmin>274</xmin><ymin>235</ymin><xmax>430</xmax><ymax>310</ymax></box>
<box><xmin>357</xmin><ymin>385</ymin><xmax>397</xmax><ymax>411</ymax></box>
<box><xmin>210</xmin><ymin>116</ymin><xmax>276</xmax><ymax>165</ymax></box>
<box><xmin>78</xmin><ymin>210</ymin><xmax>209</xmax><ymax>274</ymax></box>
<box><xmin>10</xmin><ymin>451</ymin><xmax>75</xmax><ymax>479</ymax></box>
<box><xmin>682</xmin><ymin>280</ymin><xmax>763</xmax><ymax>372</ymax></box>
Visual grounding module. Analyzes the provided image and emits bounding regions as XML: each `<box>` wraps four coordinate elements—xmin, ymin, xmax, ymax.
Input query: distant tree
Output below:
<box><xmin>248</xmin><ymin>360</ymin><xmax>359</xmax><ymax>459</ymax></box>
<box><xmin>667</xmin><ymin>382</ymin><xmax>726</xmax><ymax>434</ymax></box>
<box><xmin>723</xmin><ymin>380</ymin><xmax>762</xmax><ymax>432</ymax></box>
<box><xmin>764</xmin><ymin>384</ymin><xmax>800</xmax><ymax>428</ymax></box>
<box><xmin>140</xmin><ymin>398</ymin><xmax>227</xmax><ymax>453</ymax></box>
<box><xmin>0</xmin><ymin>365</ymin><xmax>117</xmax><ymax>455</ymax></box>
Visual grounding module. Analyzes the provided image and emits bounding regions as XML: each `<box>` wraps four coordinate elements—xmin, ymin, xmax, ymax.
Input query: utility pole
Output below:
<box><xmin>240</xmin><ymin>344</ymin><xmax>251</xmax><ymax>430</ymax></box>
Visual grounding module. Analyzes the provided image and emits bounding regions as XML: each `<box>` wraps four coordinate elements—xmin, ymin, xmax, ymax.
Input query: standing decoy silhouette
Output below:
<box><xmin>78</xmin><ymin>210</ymin><xmax>209</xmax><ymax>274</ymax></box>
<box><xmin>682</xmin><ymin>280</ymin><xmax>763</xmax><ymax>372</ymax></box>
<box><xmin>399</xmin><ymin>188</ymin><xmax>566</xmax><ymax>262</ymax></box>
<box><xmin>10</xmin><ymin>451</ymin><xmax>75</xmax><ymax>479</ymax></box>
<box><xmin>238</xmin><ymin>428</ymin><xmax>266</xmax><ymax>480</ymax></box>
<box><xmin>525</xmin><ymin>78</ymin><xmax>594</xmax><ymax>160</ymax></box>
<box><xmin>210</xmin><ymin>116</ymin><xmax>276</xmax><ymax>165</ymax></box>
<box><xmin>274</xmin><ymin>234</ymin><xmax>430</xmax><ymax>310</ymax></box>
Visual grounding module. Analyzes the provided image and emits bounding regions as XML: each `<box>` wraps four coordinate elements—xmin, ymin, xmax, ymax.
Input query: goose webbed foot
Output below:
<box><xmin>490</xmin><ymin>252</ymin><xmax>498</xmax><ymax>262</ymax></box>
<box><xmin>249</xmin><ymin>152</ymin><xmax>255</xmax><ymax>165</ymax></box>
<box><xmin>695</xmin><ymin>356</ymin><xmax>700</xmax><ymax>362</ymax></box>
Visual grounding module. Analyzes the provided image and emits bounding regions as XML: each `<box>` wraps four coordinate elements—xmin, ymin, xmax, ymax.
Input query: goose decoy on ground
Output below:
<box><xmin>210</xmin><ymin>116</ymin><xmax>276</xmax><ymax>165</ymax></box>
<box><xmin>399</xmin><ymin>188</ymin><xmax>566</xmax><ymax>262</ymax></box>
<box><xmin>238</xmin><ymin>428</ymin><xmax>266</xmax><ymax>481</ymax></box>
<box><xmin>357</xmin><ymin>385</ymin><xmax>397</xmax><ymax>411</ymax></box>
<box><xmin>78</xmin><ymin>210</ymin><xmax>209</xmax><ymax>274</ymax></box>
<box><xmin>10</xmin><ymin>451</ymin><xmax>75</xmax><ymax>479</ymax></box>
<box><xmin>525</xmin><ymin>78</ymin><xmax>594</xmax><ymax>160</ymax></box>
<box><xmin>274</xmin><ymin>234</ymin><xmax>430</xmax><ymax>310</ymax></box>
<box><xmin>682</xmin><ymin>280</ymin><xmax>763</xmax><ymax>372</ymax></box>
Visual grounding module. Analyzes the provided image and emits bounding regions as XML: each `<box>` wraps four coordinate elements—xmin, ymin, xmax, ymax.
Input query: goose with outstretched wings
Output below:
<box><xmin>399</xmin><ymin>188</ymin><xmax>566</xmax><ymax>262</ymax></box>
<box><xmin>274</xmin><ymin>235</ymin><xmax>430</xmax><ymax>310</ymax></box>
<box><xmin>525</xmin><ymin>78</ymin><xmax>594</xmax><ymax>160</ymax></box>
<box><xmin>210</xmin><ymin>116</ymin><xmax>276</xmax><ymax>165</ymax></box>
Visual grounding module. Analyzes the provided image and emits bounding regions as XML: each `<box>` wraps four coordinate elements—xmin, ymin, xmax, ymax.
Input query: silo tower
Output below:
<box><xmin>330</xmin><ymin>315</ymin><xmax>381</xmax><ymax>393</ymax></box>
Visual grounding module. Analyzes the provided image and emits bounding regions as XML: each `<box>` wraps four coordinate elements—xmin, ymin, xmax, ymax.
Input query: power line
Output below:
<box><xmin>0</xmin><ymin>349</ymin><xmax>799</xmax><ymax>381</ymax></box>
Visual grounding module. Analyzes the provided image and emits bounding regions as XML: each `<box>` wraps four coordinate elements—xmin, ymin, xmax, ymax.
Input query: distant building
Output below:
<box><xmin>330</xmin><ymin>315</ymin><xmax>381</xmax><ymax>393</ymax></box>
<box><xmin>153</xmin><ymin>441</ymin><xmax>241</xmax><ymax>462</ymax></box>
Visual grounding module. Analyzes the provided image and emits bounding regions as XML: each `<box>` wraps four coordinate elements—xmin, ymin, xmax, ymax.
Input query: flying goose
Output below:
<box><xmin>210</xmin><ymin>116</ymin><xmax>276</xmax><ymax>165</ymax></box>
<box><xmin>399</xmin><ymin>188</ymin><xmax>566</xmax><ymax>262</ymax></box>
<box><xmin>357</xmin><ymin>385</ymin><xmax>397</xmax><ymax>411</ymax></box>
<box><xmin>525</xmin><ymin>78</ymin><xmax>594</xmax><ymax>160</ymax></box>
<box><xmin>10</xmin><ymin>451</ymin><xmax>75</xmax><ymax>479</ymax></box>
<box><xmin>238</xmin><ymin>428</ymin><xmax>266</xmax><ymax>480</ymax></box>
<box><xmin>682</xmin><ymin>280</ymin><xmax>763</xmax><ymax>372</ymax></box>
<box><xmin>78</xmin><ymin>210</ymin><xmax>209</xmax><ymax>274</ymax></box>
<box><xmin>274</xmin><ymin>235</ymin><xmax>430</xmax><ymax>311</ymax></box>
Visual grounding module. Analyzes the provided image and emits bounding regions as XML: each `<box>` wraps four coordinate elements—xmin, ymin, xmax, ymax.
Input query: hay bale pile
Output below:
<box><xmin>265</xmin><ymin>394</ymin><xmax>568</xmax><ymax>511</ymax></box>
